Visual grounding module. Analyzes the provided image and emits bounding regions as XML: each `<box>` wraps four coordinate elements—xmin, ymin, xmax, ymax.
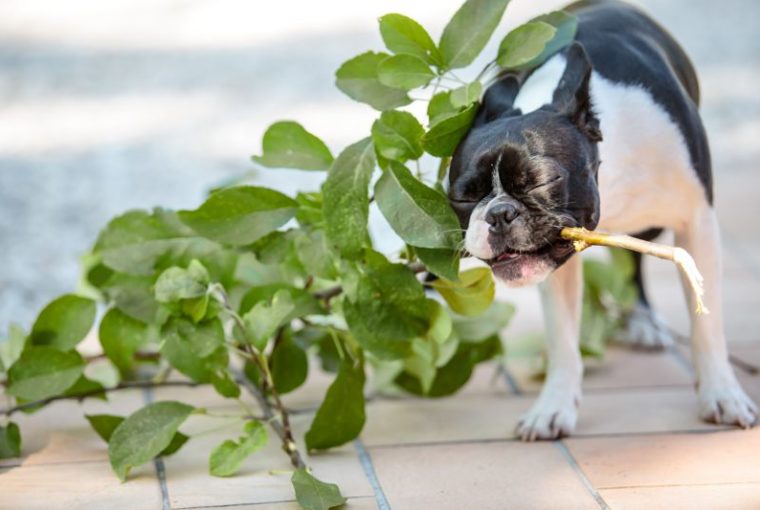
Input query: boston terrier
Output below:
<box><xmin>448</xmin><ymin>0</ymin><xmax>758</xmax><ymax>440</ymax></box>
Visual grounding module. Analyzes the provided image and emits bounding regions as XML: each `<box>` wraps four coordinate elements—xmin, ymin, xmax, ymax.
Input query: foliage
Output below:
<box><xmin>0</xmin><ymin>2</ymin><xmax>624</xmax><ymax>508</ymax></box>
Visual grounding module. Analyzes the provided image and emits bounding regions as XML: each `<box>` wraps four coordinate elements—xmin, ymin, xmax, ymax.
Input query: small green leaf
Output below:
<box><xmin>422</xmin><ymin>102</ymin><xmax>478</xmax><ymax>157</ymax></box>
<box><xmin>179</xmin><ymin>186</ymin><xmax>298</xmax><ymax>246</ymax></box>
<box><xmin>0</xmin><ymin>422</ymin><xmax>21</xmax><ymax>459</ymax></box>
<box><xmin>414</xmin><ymin>246</ymin><xmax>460</xmax><ymax>281</ymax></box>
<box><xmin>99</xmin><ymin>308</ymin><xmax>149</xmax><ymax>376</ymax></box>
<box><xmin>335</xmin><ymin>51</ymin><xmax>412</xmax><ymax>111</ymax></box>
<box><xmin>378</xmin><ymin>13</ymin><xmax>441</xmax><ymax>66</ymax></box>
<box><xmin>29</xmin><ymin>294</ymin><xmax>96</xmax><ymax>351</ymax></box>
<box><xmin>450</xmin><ymin>81</ymin><xmax>483</xmax><ymax>107</ymax></box>
<box><xmin>513</xmin><ymin>11</ymin><xmax>578</xmax><ymax>70</ymax></box>
<box><xmin>452</xmin><ymin>300</ymin><xmax>515</xmax><ymax>341</ymax></box>
<box><xmin>108</xmin><ymin>401</ymin><xmax>194</xmax><ymax>481</ymax></box>
<box><xmin>154</xmin><ymin>261</ymin><xmax>209</xmax><ymax>303</ymax></box>
<box><xmin>6</xmin><ymin>347</ymin><xmax>84</xmax><ymax>401</ymax></box>
<box><xmin>86</xmin><ymin>414</ymin><xmax>125</xmax><ymax>442</ymax></box>
<box><xmin>252</xmin><ymin>121</ymin><xmax>334</xmax><ymax>171</ymax></box>
<box><xmin>427</xmin><ymin>90</ymin><xmax>460</xmax><ymax>125</ymax></box>
<box><xmin>305</xmin><ymin>358</ymin><xmax>366</xmax><ymax>450</ymax></box>
<box><xmin>431</xmin><ymin>267</ymin><xmax>495</xmax><ymax>316</ymax></box>
<box><xmin>375</xmin><ymin>161</ymin><xmax>462</xmax><ymax>249</ymax></box>
<box><xmin>209</xmin><ymin>421</ymin><xmax>268</xmax><ymax>477</ymax></box>
<box><xmin>270</xmin><ymin>334</ymin><xmax>309</xmax><ymax>394</ymax></box>
<box><xmin>497</xmin><ymin>21</ymin><xmax>557</xmax><ymax>69</ymax></box>
<box><xmin>160</xmin><ymin>320</ymin><xmax>228</xmax><ymax>383</ymax></box>
<box><xmin>240</xmin><ymin>284</ymin><xmax>324</xmax><ymax>322</ymax></box>
<box><xmin>242</xmin><ymin>290</ymin><xmax>294</xmax><ymax>350</ymax></box>
<box><xmin>438</xmin><ymin>0</ymin><xmax>511</xmax><ymax>69</ymax></box>
<box><xmin>371</xmin><ymin>110</ymin><xmax>424</xmax><ymax>162</ymax></box>
<box><xmin>0</xmin><ymin>324</ymin><xmax>27</xmax><ymax>373</ymax></box>
<box><xmin>292</xmin><ymin>468</ymin><xmax>346</xmax><ymax>510</ymax></box>
<box><xmin>322</xmin><ymin>138</ymin><xmax>376</xmax><ymax>258</ymax></box>
<box><xmin>377</xmin><ymin>54</ymin><xmax>435</xmax><ymax>90</ymax></box>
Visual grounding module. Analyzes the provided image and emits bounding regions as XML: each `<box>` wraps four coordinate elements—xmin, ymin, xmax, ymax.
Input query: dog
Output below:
<box><xmin>448</xmin><ymin>0</ymin><xmax>758</xmax><ymax>440</ymax></box>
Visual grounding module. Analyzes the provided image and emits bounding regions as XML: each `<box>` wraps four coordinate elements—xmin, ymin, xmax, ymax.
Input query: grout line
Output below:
<box><xmin>354</xmin><ymin>439</ymin><xmax>392</xmax><ymax>510</ymax></box>
<box><xmin>599</xmin><ymin>480</ymin><xmax>760</xmax><ymax>491</ymax></box>
<box><xmin>142</xmin><ymin>388</ymin><xmax>172</xmax><ymax>510</ymax></box>
<box><xmin>554</xmin><ymin>441</ymin><xmax>610</xmax><ymax>510</ymax></box>
<box><xmin>500</xmin><ymin>364</ymin><xmax>523</xmax><ymax>395</ymax></box>
<box><xmin>175</xmin><ymin>496</ymin><xmax>377</xmax><ymax>509</ymax></box>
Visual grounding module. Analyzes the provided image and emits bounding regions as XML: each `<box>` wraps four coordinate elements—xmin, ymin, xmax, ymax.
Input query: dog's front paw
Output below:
<box><xmin>698</xmin><ymin>380</ymin><xmax>758</xmax><ymax>429</ymax></box>
<box><xmin>617</xmin><ymin>303</ymin><xmax>674</xmax><ymax>349</ymax></box>
<box><xmin>516</xmin><ymin>392</ymin><xmax>580</xmax><ymax>441</ymax></box>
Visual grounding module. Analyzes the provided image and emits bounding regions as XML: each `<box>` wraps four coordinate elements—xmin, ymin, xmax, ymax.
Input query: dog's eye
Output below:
<box><xmin>525</xmin><ymin>175</ymin><xmax>564</xmax><ymax>194</ymax></box>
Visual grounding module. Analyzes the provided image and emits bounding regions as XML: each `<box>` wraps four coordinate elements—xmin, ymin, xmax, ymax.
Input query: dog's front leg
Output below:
<box><xmin>516</xmin><ymin>254</ymin><xmax>583</xmax><ymax>440</ymax></box>
<box><xmin>675</xmin><ymin>207</ymin><xmax>758</xmax><ymax>427</ymax></box>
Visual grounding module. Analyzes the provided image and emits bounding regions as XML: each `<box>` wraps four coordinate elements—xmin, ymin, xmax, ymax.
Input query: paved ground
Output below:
<box><xmin>1</xmin><ymin>0</ymin><xmax>759</xmax><ymax>508</ymax></box>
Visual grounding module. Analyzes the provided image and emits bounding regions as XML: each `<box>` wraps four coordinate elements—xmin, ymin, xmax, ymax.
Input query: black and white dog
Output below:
<box><xmin>449</xmin><ymin>0</ymin><xmax>758</xmax><ymax>439</ymax></box>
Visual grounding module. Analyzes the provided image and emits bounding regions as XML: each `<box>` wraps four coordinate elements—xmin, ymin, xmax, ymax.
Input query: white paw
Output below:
<box><xmin>516</xmin><ymin>392</ymin><xmax>580</xmax><ymax>441</ymax></box>
<box><xmin>698</xmin><ymin>380</ymin><xmax>758</xmax><ymax>429</ymax></box>
<box><xmin>616</xmin><ymin>303</ymin><xmax>674</xmax><ymax>349</ymax></box>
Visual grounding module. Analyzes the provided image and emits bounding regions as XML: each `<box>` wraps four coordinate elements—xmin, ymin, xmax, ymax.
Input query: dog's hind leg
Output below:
<box><xmin>675</xmin><ymin>207</ymin><xmax>757</xmax><ymax>427</ymax></box>
<box><xmin>617</xmin><ymin>228</ymin><xmax>675</xmax><ymax>349</ymax></box>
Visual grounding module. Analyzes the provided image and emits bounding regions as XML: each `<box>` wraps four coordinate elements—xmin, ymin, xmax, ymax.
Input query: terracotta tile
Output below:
<box><xmin>599</xmin><ymin>483</ymin><xmax>760</xmax><ymax>510</ymax></box>
<box><xmin>0</xmin><ymin>388</ymin><xmax>146</xmax><ymax>467</ymax></box>
<box><xmin>565</xmin><ymin>428</ymin><xmax>760</xmax><ymax>489</ymax></box>
<box><xmin>361</xmin><ymin>394</ymin><xmax>525</xmax><ymax>447</ymax></box>
<box><xmin>0</xmin><ymin>461</ymin><xmax>161</xmax><ymax>510</ymax></box>
<box><xmin>507</xmin><ymin>346</ymin><xmax>692</xmax><ymax>394</ymax></box>
<box><xmin>369</xmin><ymin>441</ymin><xmax>599</xmax><ymax>510</ymax></box>
<box><xmin>162</xmin><ymin>412</ymin><xmax>373</xmax><ymax>509</ymax></box>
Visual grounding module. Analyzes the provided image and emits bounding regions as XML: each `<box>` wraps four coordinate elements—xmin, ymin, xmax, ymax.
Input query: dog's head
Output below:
<box><xmin>449</xmin><ymin>43</ymin><xmax>602</xmax><ymax>286</ymax></box>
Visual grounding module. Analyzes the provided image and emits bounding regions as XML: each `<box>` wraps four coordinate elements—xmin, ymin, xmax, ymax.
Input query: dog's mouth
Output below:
<box><xmin>484</xmin><ymin>240</ymin><xmax>575</xmax><ymax>286</ymax></box>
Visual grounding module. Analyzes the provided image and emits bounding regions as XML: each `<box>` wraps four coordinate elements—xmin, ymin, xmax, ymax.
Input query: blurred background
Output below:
<box><xmin>1</xmin><ymin>0</ymin><xmax>758</xmax><ymax>332</ymax></box>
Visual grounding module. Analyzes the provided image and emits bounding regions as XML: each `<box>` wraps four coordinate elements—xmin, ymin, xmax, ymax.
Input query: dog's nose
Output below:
<box><xmin>486</xmin><ymin>202</ymin><xmax>519</xmax><ymax>229</ymax></box>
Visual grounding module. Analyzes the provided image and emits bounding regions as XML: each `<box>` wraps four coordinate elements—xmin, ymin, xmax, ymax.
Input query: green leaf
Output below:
<box><xmin>291</xmin><ymin>468</ymin><xmax>346</xmax><ymax>510</ymax></box>
<box><xmin>160</xmin><ymin>320</ymin><xmax>228</xmax><ymax>383</ymax></box>
<box><xmin>108</xmin><ymin>401</ymin><xmax>194</xmax><ymax>481</ymax></box>
<box><xmin>211</xmin><ymin>371</ymin><xmax>242</xmax><ymax>399</ymax></box>
<box><xmin>0</xmin><ymin>324</ymin><xmax>27</xmax><ymax>373</ymax></box>
<box><xmin>154</xmin><ymin>260</ymin><xmax>209</xmax><ymax>303</ymax></box>
<box><xmin>86</xmin><ymin>414</ymin><xmax>125</xmax><ymax>442</ymax></box>
<box><xmin>29</xmin><ymin>294</ymin><xmax>96</xmax><ymax>351</ymax></box>
<box><xmin>378</xmin><ymin>13</ymin><xmax>441</xmax><ymax>66</ymax></box>
<box><xmin>513</xmin><ymin>11</ymin><xmax>578</xmax><ymax>70</ymax></box>
<box><xmin>375</xmin><ymin>161</ymin><xmax>461</xmax><ymax>249</ymax></box>
<box><xmin>452</xmin><ymin>300</ymin><xmax>515</xmax><ymax>341</ymax></box>
<box><xmin>431</xmin><ymin>267</ymin><xmax>495</xmax><ymax>316</ymax></box>
<box><xmin>0</xmin><ymin>422</ymin><xmax>21</xmax><ymax>459</ymax></box>
<box><xmin>427</xmin><ymin>90</ymin><xmax>460</xmax><ymax>125</ymax></box>
<box><xmin>421</xmin><ymin>102</ymin><xmax>478</xmax><ymax>157</ymax></box>
<box><xmin>293</xmin><ymin>230</ymin><xmax>337</xmax><ymax>280</ymax></box>
<box><xmin>99</xmin><ymin>308</ymin><xmax>149</xmax><ymax>376</ymax></box>
<box><xmin>6</xmin><ymin>347</ymin><xmax>84</xmax><ymax>401</ymax></box>
<box><xmin>270</xmin><ymin>334</ymin><xmax>309</xmax><ymax>394</ymax></box>
<box><xmin>63</xmin><ymin>375</ymin><xmax>105</xmax><ymax>400</ymax></box>
<box><xmin>335</xmin><ymin>51</ymin><xmax>412</xmax><ymax>111</ymax></box>
<box><xmin>377</xmin><ymin>54</ymin><xmax>435</xmax><ymax>90</ymax></box>
<box><xmin>450</xmin><ymin>81</ymin><xmax>483</xmax><ymax>107</ymax></box>
<box><xmin>371</xmin><ymin>110</ymin><xmax>424</xmax><ymax>163</ymax></box>
<box><xmin>209</xmin><ymin>421</ymin><xmax>268</xmax><ymax>477</ymax></box>
<box><xmin>322</xmin><ymin>138</ymin><xmax>376</xmax><ymax>258</ymax></box>
<box><xmin>438</xmin><ymin>0</ymin><xmax>511</xmax><ymax>69</ymax></box>
<box><xmin>305</xmin><ymin>359</ymin><xmax>365</xmax><ymax>450</ymax></box>
<box><xmin>252</xmin><ymin>121</ymin><xmax>334</xmax><ymax>171</ymax></box>
<box><xmin>403</xmin><ymin>300</ymin><xmax>456</xmax><ymax>394</ymax></box>
<box><xmin>343</xmin><ymin>255</ymin><xmax>429</xmax><ymax>359</ymax></box>
<box><xmin>179</xmin><ymin>186</ymin><xmax>298</xmax><ymax>246</ymax></box>
<box><xmin>242</xmin><ymin>290</ymin><xmax>294</xmax><ymax>350</ymax></box>
<box><xmin>240</xmin><ymin>284</ymin><xmax>324</xmax><ymax>322</ymax></box>
<box><xmin>414</xmin><ymin>246</ymin><xmax>460</xmax><ymax>281</ymax></box>
<box><xmin>496</xmin><ymin>21</ymin><xmax>557</xmax><ymax>69</ymax></box>
<box><xmin>167</xmin><ymin>317</ymin><xmax>225</xmax><ymax>359</ymax></box>
<box><xmin>93</xmin><ymin>209</ymin><xmax>226</xmax><ymax>276</ymax></box>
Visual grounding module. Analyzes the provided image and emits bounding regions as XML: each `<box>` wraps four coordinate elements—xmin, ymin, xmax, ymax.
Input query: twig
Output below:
<box><xmin>0</xmin><ymin>380</ymin><xmax>203</xmax><ymax>417</ymax></box>
<box><xmin>561</xmin><ymin>227</ymin><xmax>708</xmax><ymax>314</ymax></box>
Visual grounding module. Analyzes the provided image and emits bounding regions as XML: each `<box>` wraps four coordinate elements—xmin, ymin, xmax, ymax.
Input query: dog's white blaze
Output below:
<box><xmin>464</xmin><ymin>200</ymin><xmax>496</xmax><ymax>259</ymax></box>
<box><xmin>513</xmin><ymin>54</ymin><xmax>566</xmax><ymax>113</ymax></box>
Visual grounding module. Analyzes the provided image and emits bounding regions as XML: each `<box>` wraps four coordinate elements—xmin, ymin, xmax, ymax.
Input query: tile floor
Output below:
<box><xmin>2</xmin><ymin>225</ymin><xmax>759</xmax><ymax>509</ymax></box>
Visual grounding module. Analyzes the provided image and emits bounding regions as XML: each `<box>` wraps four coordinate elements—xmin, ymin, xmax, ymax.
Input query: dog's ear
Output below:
<box><xmin>474</xmin><ymin>75</ymin><xmax>523</xmax><ymax>126</ymax></box>
<box><xmin>553</xmin><ymin>42</ymin><xmax>602</xmax><ymax>142</ymax></box>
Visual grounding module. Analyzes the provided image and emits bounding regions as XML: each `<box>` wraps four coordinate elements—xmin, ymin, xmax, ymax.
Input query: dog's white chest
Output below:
<box><xmin>513</xmin><ymin>54</ymin><xmax>708</xmax><ymax>234</ymax></box>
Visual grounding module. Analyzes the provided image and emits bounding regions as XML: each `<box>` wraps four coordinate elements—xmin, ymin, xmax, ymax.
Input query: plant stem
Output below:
<box><xmin>561</xmin><ymin>227</ymin><xmax>708</xmax><ymax>314</ymax></box>
<box><xmin>0</xmin><ymin>380</ymin><xmax>203</xmax><ymax>417</ymax></box>
<box><xmin>437</xmin><ymin>156</ymin><xmax>452</xmax><ymax>184</ymax></box>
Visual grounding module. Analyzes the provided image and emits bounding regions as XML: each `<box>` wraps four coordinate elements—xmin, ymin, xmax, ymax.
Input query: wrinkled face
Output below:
<box><xmin>448</xmin><ymin>110</ymin><xmax>600</xmax><ymax>286</ymax></box>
